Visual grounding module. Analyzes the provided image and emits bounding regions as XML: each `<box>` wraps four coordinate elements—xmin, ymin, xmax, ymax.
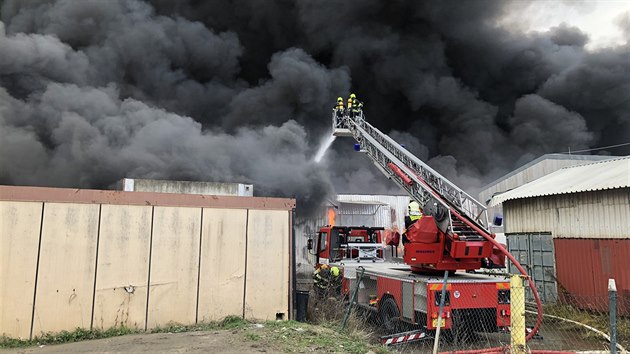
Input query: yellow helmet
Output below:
<box><xmin>331</xmin><ymin>266</ymin><xmax>340</xmax><ymax>277</ymax></box>
<box><xmin>408</xmin><ymin>201</ymin><xmax>421</xmax><ymax>216</ymax></box>
<box><xmin>337</xmin><ymin>97</ymin><xmax>343</xmax><ymax>102</ymax></box>
<box><xmin>350</xmin><ymin>93</ymin><xmax>356</xmax><ymax>99</ymax></box>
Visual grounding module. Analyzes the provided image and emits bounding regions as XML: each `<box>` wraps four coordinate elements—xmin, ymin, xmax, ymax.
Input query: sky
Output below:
<box><xmin>501</xmin><ymin>1</ymin><xmax>629</xmax><ymax>49</ymax></box>
<box><xmin>0</xmin><ymin>0</ymin><xmax>628</xmax><ymax>215</ymax></box>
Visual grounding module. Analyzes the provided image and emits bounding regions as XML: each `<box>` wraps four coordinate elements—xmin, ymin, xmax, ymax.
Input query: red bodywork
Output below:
<box><xmin>403</xmin><ymin>216</ymin><xmax>498</xmax><ymax>272</ymax></box>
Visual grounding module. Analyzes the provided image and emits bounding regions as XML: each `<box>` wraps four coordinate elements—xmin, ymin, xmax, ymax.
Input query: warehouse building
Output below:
<box><xmin>479</xmin><ymin>153</ymin><xmax>616</xmax><ymax>233</ymax></box>
<box><xmin>489</xmin><ymin>156</ymin><xmax>630</xmax><ymax>313</ymax></box>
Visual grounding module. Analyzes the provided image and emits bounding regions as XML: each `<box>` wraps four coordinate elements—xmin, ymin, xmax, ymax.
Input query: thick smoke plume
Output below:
<box><xmin>1</xmin><ymin>0</ymin><xmax>628</xmax><ymax>214</ymax></box>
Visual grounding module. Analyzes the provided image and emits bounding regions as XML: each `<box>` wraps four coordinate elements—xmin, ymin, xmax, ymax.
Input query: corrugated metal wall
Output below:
<box><xmin>293</xmin><ymin>194</ymin><xmax>409</xmax><ymax>290</ymax></box>
<box><xmin>506</xmin><ymin>232</ymin><xmax>557</xmax><ymax>303</ymax></box>
<box><xmin>293</xmin><ymin>211</ymin><xmax>327</xmax><ymax>290</ymax></box>
<box><xmin>337</xmin><ymin>194</ymin><xmax>410</xmax><ymax>231</ymax></box>
<box><xmin>478</xmin><ymin>156</ymin><xmax>613</xmax><ymax>231</ymax></box>
<box><xmin>504</xmin><ymin>189</ymin><xmax>630</xmax><ymax>238</ymax></box>
<box><xmin>0</xmin><ymin>186</ymin><xmax>293</xmax><ymax>339</ymax></box>
<box><xmin>554</xmin><ymin>239</ymin><xmax>630</xmax><ymax>315</ymax></box>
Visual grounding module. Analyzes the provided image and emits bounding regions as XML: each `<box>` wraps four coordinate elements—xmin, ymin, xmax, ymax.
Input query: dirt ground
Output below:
<box><xmin>1</xmin><ymin>321</ymin><xmax>384</xmax><ymax>354</ymax></box>
<box><xmin>2</xmin><ymin>330</ymin><xmax>313</xmax><ymax>354</ymax></box>
<box><xmin>3</xmin><ymin>331</ymin><xmax>264</xmax><ymax>354</ymax></box>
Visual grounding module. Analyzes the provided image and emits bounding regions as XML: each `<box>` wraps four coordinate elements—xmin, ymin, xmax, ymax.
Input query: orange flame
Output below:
<box><xmin>327</xmin><ymin>207</ymin><xmax>336</xmax><ymax>226</ymax></box>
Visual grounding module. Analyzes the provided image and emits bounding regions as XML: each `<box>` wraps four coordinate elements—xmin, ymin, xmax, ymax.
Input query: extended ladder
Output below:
<box><xmin>333</xmin><ymin>112</ymin><xmax>490</xmax><ymax>238</ymax></box>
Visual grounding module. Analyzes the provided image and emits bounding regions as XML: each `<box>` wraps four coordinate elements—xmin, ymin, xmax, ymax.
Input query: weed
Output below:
<box><xmin>0</xmin><ymin>326</ymin><xmax>140</xmax><ymax>349</ymax></box>
<box><xmin>245</xmin><ymin>332</ymin><xmax>261</xmax><ymax>341</ymax></box>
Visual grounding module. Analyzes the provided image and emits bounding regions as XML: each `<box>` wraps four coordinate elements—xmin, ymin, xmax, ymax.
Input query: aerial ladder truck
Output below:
<box><xmin>309</xmin><ymin>105</ymin><xmax>542</xmax><ymax>344</ymax></box>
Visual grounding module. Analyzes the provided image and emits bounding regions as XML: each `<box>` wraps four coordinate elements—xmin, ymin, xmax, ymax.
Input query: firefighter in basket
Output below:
<box><xmin>402</xmin><ymin>200</ymin><xmax>423</xmax><ymax>244</ymax></box>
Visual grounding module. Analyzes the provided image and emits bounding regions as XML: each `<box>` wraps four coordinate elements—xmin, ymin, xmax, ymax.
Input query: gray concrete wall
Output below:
<box><xmin>119</xmin><ymin>178</ymin><xmax>253</xmax><ymax>196</ymax></box>
<box><xmin>0</xmin><ymin>186</ymin><xmax>293</xmax><ymax>340</ymax></box>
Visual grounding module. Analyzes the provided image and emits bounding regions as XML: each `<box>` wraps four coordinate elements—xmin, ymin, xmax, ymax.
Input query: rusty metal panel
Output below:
<box><xmin>146</xmin><ymin>206</ymin><xmax>201</xmax><ymax>328</ymax></box>
<box><xmin>554</xmin><ymin>239</ymin><xmax>630</xmax><ymax>314</ymax></box>
<box><xmin>198</xmin><ymin>208</ymin><xmax>247</xmax><ymax>322</ymax></box>
<box><xmin>0</xmin><ymin>201</ymin><xmax>42</xmax><ymax>339</ymax></box>
<box><xmin>93</xmin><ymin>205</ymin><xmax>152</xmax><ymax>330</ymax></box>
<box><xmin>32</xmin><ymin>203</ymin><xmax>100</xmax><ymax>335</ymax></box>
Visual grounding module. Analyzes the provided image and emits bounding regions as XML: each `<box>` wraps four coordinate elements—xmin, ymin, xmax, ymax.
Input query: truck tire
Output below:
<box><xmin>379</xmin><ymin>297</ymin><xmax>401</xmax><ymax>334</ymax></box>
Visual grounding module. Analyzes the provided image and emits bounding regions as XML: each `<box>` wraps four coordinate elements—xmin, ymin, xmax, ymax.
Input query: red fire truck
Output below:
<box><xmin>310</xmin><ymin>225</ymin><xmax>511</xmax><ymax>342</ymax></box>
<box><xmin>308</xmin><ymin>106</ymin><xmax>543</xmax><ymax>343</ymax></box>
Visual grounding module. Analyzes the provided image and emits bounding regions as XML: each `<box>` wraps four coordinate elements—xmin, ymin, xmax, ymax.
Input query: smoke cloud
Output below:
<box><xmin>1</xmin><ymin>0</ymin><xmax>628</xmax><ymax>214</ymax></box>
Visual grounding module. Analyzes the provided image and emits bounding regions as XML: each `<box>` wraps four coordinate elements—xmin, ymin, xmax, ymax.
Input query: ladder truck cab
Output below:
<box><xmin>307</xmin><ymin>103</ymin><xmax>524</xmax><ymax>341</ymax></box>
<box><xmin>311</xmin><ymin>226</ymin><xmax>385</xmax><ymax>266</ymax></box>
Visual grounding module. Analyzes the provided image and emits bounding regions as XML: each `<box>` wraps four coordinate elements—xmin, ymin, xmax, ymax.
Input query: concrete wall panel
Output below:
<box><xmin>147</xmin><ymin>207</ymin><xmax>201</xmax><ymax>328</ymax></box>
<box><xmin>32</xmin><ymin>203</ymin><xmax>100</xmax><ymax>335</ymax></box>
<box><xmin>93</xmin><ymin>205</ymin><xmax>152</xmax><ymax>329</ymax></box>
<box><xmin>245</xmin><ymin>210</ymin><xmax>289</xmax><ymax>320</ymax></box>
<box><xmin>198</xmin><ymin>208</ymin><xmax>247</xmax><ymax>322</ymax></box>
<box><xmin>0</xmin><ymin>201</ymin><xmax>42</xmax><ymax>339</ymax></box>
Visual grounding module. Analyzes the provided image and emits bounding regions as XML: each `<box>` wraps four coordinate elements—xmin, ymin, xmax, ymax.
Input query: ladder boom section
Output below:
<box><xmin>341</xmin><ymin>114</ymin><xmax>490</xmax><ymax>234</ymax></box>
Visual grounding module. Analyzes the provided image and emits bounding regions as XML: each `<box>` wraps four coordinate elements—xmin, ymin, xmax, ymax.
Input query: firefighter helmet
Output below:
<box><xmin>350</xmin><ymin>93</ymin><xmax>356</xmax><ymax>99</ymax></box>
<box><xmin>408</xmin><ymin>201</ymin><xmax>421</xmax><ymax>216</ymax></box>
<box><xmin>337</xmin><ymin>97</ymin><xmax>343</xmax><ymax>102</ymax></box>
<box><xmin>331</xmin><ymin>266</ymin><xmax>340</xmax><ymax>277</ymax></box>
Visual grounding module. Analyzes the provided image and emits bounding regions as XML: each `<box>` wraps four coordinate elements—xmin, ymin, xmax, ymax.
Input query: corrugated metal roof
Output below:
<box><xmin>480</xmin><ymin>153</ymin><xmax>617</xmax><ymax>191</ymax></box>
<box><xmin>490</xmin><ymin>156</ymin><xmax>630</xmax><ymax>206</ymax></box>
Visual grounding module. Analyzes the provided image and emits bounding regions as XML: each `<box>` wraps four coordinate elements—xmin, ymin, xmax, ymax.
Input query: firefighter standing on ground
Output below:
<box><xmin>313</xmin><ymin>264</ymin><xmax>341</xmax><ymax>295</ymax></box>
<box><xmin>402</xmin><ymin>201</ymin><xmax>422</xmax><ymax>244</ymax></box>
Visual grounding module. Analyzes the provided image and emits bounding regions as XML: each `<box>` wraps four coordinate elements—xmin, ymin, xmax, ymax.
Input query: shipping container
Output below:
<box><xmin>506</xmin><ymin>232</ymin><xmax>557</xmax><ymax>303</ymax></box>
<box><xmin>554</xmin><ymin>238</ymin><xmax>630</xmax><ymax>315</ymax></box>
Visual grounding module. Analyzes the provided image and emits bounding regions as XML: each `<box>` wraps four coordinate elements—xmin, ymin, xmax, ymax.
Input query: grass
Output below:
<box><xmin>539</xmin><ymin>303</ymin><xmax>630</xmax><ymax>347</ymax></box>
<box><xmin>0</xmin><ymin>315</ymin><xmax>390</xmax><ymax>354</ymax></box>
<box><xmin>249</xmin><ymin>320</ymin><xmax>389</xmax><ymax>354</ymax></box>
<box><xmin>0</xmin><ymin>326</ymin><xmax>138</xmax><ymax>348</ymax></box>
<box><xmin>0</xmin><ymin>315</ymin><xmax>248</xmax><ymax>349</ymax></box>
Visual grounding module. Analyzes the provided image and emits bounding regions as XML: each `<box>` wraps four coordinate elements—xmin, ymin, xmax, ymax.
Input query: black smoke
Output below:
<box><xmin>1</xmin><ymin>1</ymin><xmax>628</xmax><ymax>214</ymax></box>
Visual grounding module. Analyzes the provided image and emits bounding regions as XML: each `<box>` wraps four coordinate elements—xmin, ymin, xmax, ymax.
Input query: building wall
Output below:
<box><xmin>554</xmin><ymin>239</ymin><xmax>629</xmax><ymax>315</ymax></box>
<box><xmin>293</xmin><ymin>195</ymin><xmax>409</xmax><ymax>290</ymax></box>
<box><xmin>478</xmin><ymin>155</ymin><xmax>614</xmax><ymax>229</ymax></box>
<box><xmin>0</xmin><ymin>201</ymin><xmax>42</xmax><ymax>339</ymax></box>
<box><xmin>0</xmin><ymin>186</ymin><xmax>293</xmax><ymax>339</ymax></box>
<box><xmin>504</xmin><ymin>189</ymin><xmax>630</xmax><ymax>238</ymax></box>
<box><xmin>337</xmin><ymin>195</ymin><xmax>409</xmax><ymax>231</ymax></box>
<box><xmin>119</xmin><ymin>178</ymin><xmax>254</xmax><ymax>196</ymax></box>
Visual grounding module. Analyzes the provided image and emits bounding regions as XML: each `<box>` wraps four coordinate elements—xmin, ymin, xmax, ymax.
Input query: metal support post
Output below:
<box><xmin>511</xmin><ymin>274</ymin><xmax>526</xmax><ymax>354</ymax></box>
<box><xmin>432</xmin><ymin>271</ymin><xmax>449</xmax><ymax>354</ymax></box>
<box><xmin>609</xmin><ymin>278</ymin><xmax>617</xmax><ymax>354</ymax></box>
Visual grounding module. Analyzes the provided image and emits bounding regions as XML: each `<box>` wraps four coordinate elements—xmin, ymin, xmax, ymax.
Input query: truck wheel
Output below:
<box><xmin>379</xmin><ymin>297</ymin><xmax>401</xmax><ymax>334</ymax></box>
